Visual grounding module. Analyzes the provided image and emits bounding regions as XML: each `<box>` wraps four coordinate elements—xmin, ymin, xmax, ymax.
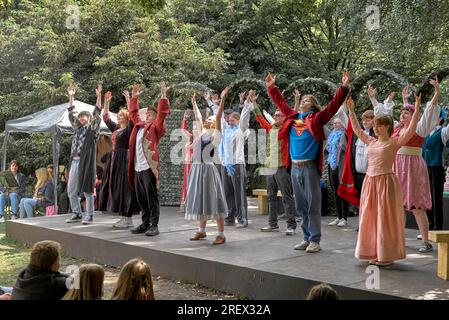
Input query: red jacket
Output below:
<box><xmin>267</xmin><ymin>84</ymin><xmax>349</xmax><ymax>175</ymax></box>
<box><xmin>128</xmin><ymin>97</ymin><xmax>170</xmax><ymax>188</ymax></box>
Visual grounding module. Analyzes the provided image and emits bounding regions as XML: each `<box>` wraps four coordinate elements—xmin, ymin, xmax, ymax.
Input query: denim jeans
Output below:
<box><xmin>19</xmin><ymin>198</ymin><xmax>38</xmax><ymax>218</ymax></box>
<box><xmin>291</xmin><ymin>163</ymin><xmax>322</xmax><ymax>243</ymax></box>
<box><xmin>68</xmin><ymin>159</ymin><xmax>94</xmax><ymax>217</ymax></box>
<box><xmin>0</xmin><ymin>192</ymin><xmax>19</xmax><ymax>216</ymax></box>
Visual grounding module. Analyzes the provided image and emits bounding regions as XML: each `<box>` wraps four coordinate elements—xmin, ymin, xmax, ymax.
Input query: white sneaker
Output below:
<box><xmin>294</xmin><ymin>240</ymin><xmax>309</xmax><ymax>250</ymax></box>
<box><xmin>285</xmin><ymin>228</ymin><xmax>295</xmax><ymax>236</ymax></box>
<box><xmin>337</xmin><ymin>219</ymin><xmax>348</xmax><ymax>227</ymax></box>
<box><xmin>306</xmin><ymin>242</ymin><xmax>321</xmax><ymax>253</ymax></box>
<box><xmin>114</xmin><ymin>217</ymin><xmax>134</xmax><ymax>229</ymax></box>
<box><xmin>328</xmin><ymin>218</ymin><xmax>340</xmax><ymax>226</ymax></box>
<box><xmin>113</xmin><ymin>217</ymin><xmax>125</xmax><ymax>228</ymax></box>
<box><xmin>0</xmin><ymin>216</ymin><xmax>5</xmax><ymax>223</ymax></box>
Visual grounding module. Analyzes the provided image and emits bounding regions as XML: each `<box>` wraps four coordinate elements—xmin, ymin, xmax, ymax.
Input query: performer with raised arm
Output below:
<box><xmin>128</xmin><ymin>83</ymin><xmax>170</xmax><ymax>237</ymax></box>
<box><xmin>251</xmin><ymin>92</ymin><xmax>297</xmax><ymax>235</ymax></box>
<box><xmin>65</xmin><ymin>84</ymin><xmax>102</xmax><ymax>224</ymax></box>
<box><xmin>368</xmin><ymin>79</ymin><xmax>441</xmax><ymax>252</ymax></box>
<box><xmin>186</xmin><ymin>89</ymin><xmax>229</xmax><ymax>245</ymax></box>
<box><xmin>347</xmin><ymin>94</ymin><xmax>421</xmax><ymax>266</ymax></box>
<box><xmin>265</xmin><ymin>70</ymin><xmax>350</xmax><ymax>253</ymax></box>
<box><xmin>101</xmin><ymin>90</ymin><xmax>136</xmax><ymax>228</ymax></box>
<box><xmin>179</xmin><ymin>110</ymin><xmax>194</xmax><ymax>213</ymax></box>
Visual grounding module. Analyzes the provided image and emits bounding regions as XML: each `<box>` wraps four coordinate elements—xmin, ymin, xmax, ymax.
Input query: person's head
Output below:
<box><xmin>273</xmin><ymin>111</ymin><xmax>285</xmax><ymax>125</ymax></box>
<box><xmin>399</xmin><ymin>103</ymin><xmax>415</xmax><ymax>126</ymax></box>
<box><xmin>118</xmin><ymin>108</ymin><xmax>129</xmax><ymax>128</ymax></box>
<box><xmin>145</xmin><ymin>106</ymin><xmax>157</xmax><ymax>125</ymax></box>
<box><xmin>111</xmin><ymin>258</ymin><xmax>154</xmax><ymax>300</ymax></box>
<box><xmin>9</xmin><ymin>160</ymin><xmax>19</xmax><ymax>174</ymax></box>
<box><xmin>307</xmin><ymin>283</ymin><xmax>340</xmax><ymax>300</ymax></box>
<box><xmin>29</xmin><ymin>240</ymin><xmax>61</xmax><ymax>272</ymax></box>
<box><xmin>204</xmin><ymin>116</ymin><xmax>216</xmax><ymax>130</ymax></box>
<box><xmin>78</xmin><ymin>111</ymin><xmax>92</xmax><ymax>126</ymax></box>
<box><xmin>62</xmin><ymin>264</ymin><xmax>104</xmax><ymax>300</ymax></box>
<box><xmin>46</xmin><ymin>164</ymin><xmax>54</xmax><ymax>181</ymax></box>
<box><xmin>228</xmin><ymin>112</ymin><xmax>240</xmax><ymax>128</ymax></box>
<box><xmin>224</xmin><ymin>109</ymin><xmax>233</xmax><ymax>124</ymax></box>
<box><xmin>35</xmin><ymin>167</ymin><xmax>50</xmax><ymax>192</ymax></box>
<box><xmin>361</xmin><ymin>110</ymin><xmax>375</xmax><ymax>130</ymax></box>
<box><xmin>373</xmin><ymin>115</ymin><xmax>394</xmax><ymax>139</ymax></box>
<box><xmin>299</xmin><ymin>95</ymin><xmax>321</xmax><ymax>113</ymax></box>
<box><xmin>438</xmin><ymin>108</ymin><xmax>446</xmax><ymax>126</ymax></box>
<box><xmin>332</xmin><ymin>118</ymin><xmax>343</xmax><ymax>130</ymax></box>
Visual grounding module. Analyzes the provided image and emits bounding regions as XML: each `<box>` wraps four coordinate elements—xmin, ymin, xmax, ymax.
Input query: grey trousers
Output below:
<box><xmin>266</xmin><ymin>167</ymin><xmax>297</xmax><ymax>229</ymax></box>
<box><xmin>222</xmin><ymin>164</ymin><xmax>248</xmax><ymax>224</ymax></box>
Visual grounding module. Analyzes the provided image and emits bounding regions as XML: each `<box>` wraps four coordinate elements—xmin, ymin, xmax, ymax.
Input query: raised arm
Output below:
<box><xmin>398</xmin><ymin>94</ymin><xmax>422</xmax><ymax>146</ymax></box>
<box><xmin>293</xmin><ymin>89</ymin><xmax>301</xmax><ymax>112</ymax></box>
<box><xmin>128</xmin><ymin>84</ymin><xmax>142</xmax><ymax>124</ymax></box>
<box><xmin>238</xmin><ymin>91</ymin><xmax>246</xmax><ymax>109</ymax></box>
<box><xmin>90</xmin><ymin>84</ymin><xmax>102</xmax><ymax>133</ymax></box>
<box><xmin>192</xmin><ymin>93</ymin><xmax>203</xmax><ymax>132</ymax></box>
<box><xmin>416</xmin><ymin>78</ymin><xmax>441</xmax><ymax>137</ymax></box>
<box><xmin>253</xmin><ymin>105</ymin><xmax>272</xmax><ymax>131</ymax></box>
<box><xmin>347</xmin><ymin>97</ymin><xmax>374</xmax><ymax>145</ymax></box>
<box><xmin>374</xmin><ymin>91</ymin><xmax>396</xmax><ymax>117</ymax></box>
<box><xmin>265</xmin><ymin>73</ymin><xmax>298</xmax><ymax>118</ymax></box>
<box><xmin>214</xmin><ymin>87</ymin><xmax>229</xmax><ymax>140</ymax></box>
<box><xmin>367</xmin><ymin>84</ymin><xmax>379</xmax><ymax>107</ymax></box>
<box><xmin>314</xmin><ymin>69</ymin><xmax>350</xmax><ymax>126</ymax></box>
<box><xmin>155</xmin><ymin>81</ymin><xmax>171</xmax><ymax>131</ymax></box>
<box><xmin>67</xmin><ymin>85</ymin><xmax>81</xmax><ymax>129</ymax></box>
<box><xmin>262</xmin><ymin>109</ymin><xmax>275</xmax><ymax>124</ymax></box>
<box><xmin>402</xmin><ymin>85</ymin><xmax>411</xmax><ymax>105</ymax></box>
<box><xmin>102</xmin><ymin>91</ymin><xmax>118</xmax><ymax>132</ymax></box>
<box><xmin>239</xmin><ymin>90</ymin><xmax>254</xmax><ymax>133</ymax></box>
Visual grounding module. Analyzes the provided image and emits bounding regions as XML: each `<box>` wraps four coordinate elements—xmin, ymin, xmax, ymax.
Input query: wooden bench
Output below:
<box><xmin>428</xmin><ymin>231</ymin><xmax>449</xmax><ymax>280</ymax></box>
<box><xmin>252</xmin><ymin>189</ymin><xmax>282</xmax><ymax>215</ymax></box>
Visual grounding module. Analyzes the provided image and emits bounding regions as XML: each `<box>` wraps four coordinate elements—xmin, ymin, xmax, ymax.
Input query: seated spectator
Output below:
<box><xmin>11</xmin><ymin>240</ymin><xmax>68</xmax><ymax>300</ymax></box>
<box><xmin>0</xmin><ymin>286</ymin><xmax>12</xmax><ymax>300</ymax></box>
<box><xmin>19</xmin><ymin>168</ymin><xmax>54</xmax><ymax>218</ymax></box>
<box><xmin>57</xmin><ymin>167</ymin><xmax>69</xmax><ymax>214</ymax></box>
<box><xmin>0</xmin><ymin>160</ymin><xmax>26</xmax><ymax>222</ymax></box>
<box><xmin>62</xmin><ymin>264</ymin><xmax>104</xmax><ymax>300</ymax></box>
<box><xmin>306</xmin><ymin>283</ymin><xmax>340</xmax><ymax>300</ymax></box>
<box><xmin>110</xmin><ymin>258</ymin><xmax>154</xmax><ymax>300</ymax></box>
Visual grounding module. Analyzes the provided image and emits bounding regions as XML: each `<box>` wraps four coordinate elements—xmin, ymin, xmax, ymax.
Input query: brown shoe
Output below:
<box><xmin>212</xmin><ymin>236</ymin><xmax>226</xmax><ymax>245</ymax></box>
<box><xmin>190</xmin><ymin>232</ymin><xmax>207</xmax><ymax>241</ymax></box>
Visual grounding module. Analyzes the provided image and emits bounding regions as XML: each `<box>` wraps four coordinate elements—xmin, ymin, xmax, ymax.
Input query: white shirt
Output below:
<box><xmin>355</xmin><ymin>129</ymin><xmax>370</xmax><ymax>173</ymax></box>
<box><xmin>135</xmin><ymin>128</ymin><xmax>150</xmax><ymax>172</ymax></box>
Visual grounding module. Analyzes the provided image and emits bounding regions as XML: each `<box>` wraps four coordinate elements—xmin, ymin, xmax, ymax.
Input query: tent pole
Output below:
<box><xmin>2</xmin><ymin>131</ymin><xmax>9</xmax><ymax>171</ymax></box>
<box><xmin>52</xmin><ymin>129</ymin><xmax>60</xmax><ymax>214</ymax></box>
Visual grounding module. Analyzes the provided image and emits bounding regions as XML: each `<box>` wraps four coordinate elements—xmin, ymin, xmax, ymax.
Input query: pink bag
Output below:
<box><xmin>45</xmin><ymin>205</ymin><xmax>56</xmax><ymax>216</ymax></box>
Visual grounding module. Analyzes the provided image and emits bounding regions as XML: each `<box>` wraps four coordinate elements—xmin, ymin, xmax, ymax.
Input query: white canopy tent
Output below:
<box><xmin>1</xmin><ymin>100</ymin><xmax>117</xmax><ymax>211</ymax></box>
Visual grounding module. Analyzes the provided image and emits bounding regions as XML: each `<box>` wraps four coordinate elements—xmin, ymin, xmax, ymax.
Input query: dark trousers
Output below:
<box><xmin>329</xmin><ymin>165</ymin><xmax>349</xmax><ymax>220</ymax></box>
<box><xmin>222</xmin><ymin>164</ymin><xmax>248</xmax><ymax>224</ymax></box>
<box><xmin>134</xmin><ymin>169</ymin><xmax>160</xmax><ymax>227</ymax></box>
<box><xmin>427</xmin><ymin>166</ymin><xmax>444</xmax><ymax>230</ymax></box>
<box><xmin>267</xmin><ymin>167</ymin><xmax>297</xmax><ymax>229</ymax></box>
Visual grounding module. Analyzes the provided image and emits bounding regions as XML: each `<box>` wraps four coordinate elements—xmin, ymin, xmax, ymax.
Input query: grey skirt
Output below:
<box><xmin>185</xmin><ymin>163</ymin><xmax>228</xmax><ymax>221</ymax></box>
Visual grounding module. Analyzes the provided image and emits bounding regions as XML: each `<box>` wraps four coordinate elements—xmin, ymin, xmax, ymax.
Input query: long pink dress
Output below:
<box><xmin>352</xmin><ymin>124</ymin><xmax>407</xmax><ymax>261</ymax></box>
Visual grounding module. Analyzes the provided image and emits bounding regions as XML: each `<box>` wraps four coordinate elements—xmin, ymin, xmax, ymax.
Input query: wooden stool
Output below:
<box><xmin>252</xmin><ymin>189</ymin><xmax>282</xmax><ymax>215</ymax></box>
<box><xmin>428</xmin><ymin>231</ymin><xmax>449</xmax><ymax>280</ymax></box>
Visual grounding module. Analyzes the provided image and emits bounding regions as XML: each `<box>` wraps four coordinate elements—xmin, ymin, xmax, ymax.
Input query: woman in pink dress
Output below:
<box><xmin>391</xmin><ymin>80</ymin><xmax>441</xmax><ymax>252</ymax></box>
<box><xmin>347</xmin><ymin>95</ymin><xmax>421</xmax><ymax>266</ymax></box>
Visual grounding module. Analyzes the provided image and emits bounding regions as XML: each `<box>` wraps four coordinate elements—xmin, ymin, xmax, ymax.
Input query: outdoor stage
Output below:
<box><xmin>5</xmin><ymin>198</ymin><xmax>449</xmax><ymax>300</ymax></box>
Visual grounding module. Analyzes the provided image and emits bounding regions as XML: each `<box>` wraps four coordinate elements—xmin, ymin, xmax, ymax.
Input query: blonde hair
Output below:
<box><xmin>118</xmin><ymin>108</ymin><xmax>129</xmax><ymax>123</ymax></box>
<box><xmin>111</xmin><ymin>258</ymin><xmax>155</xmax><ymax>300</ymax></box>
<box><xmin>34</xmin><ymin>167</ymin><xmax>50</xmax><ymax>194</ymax></box>
<box><xmin>62</xmin><ymin>264</ymin><xmax>105</xmax><ymax>300</ymax></box>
